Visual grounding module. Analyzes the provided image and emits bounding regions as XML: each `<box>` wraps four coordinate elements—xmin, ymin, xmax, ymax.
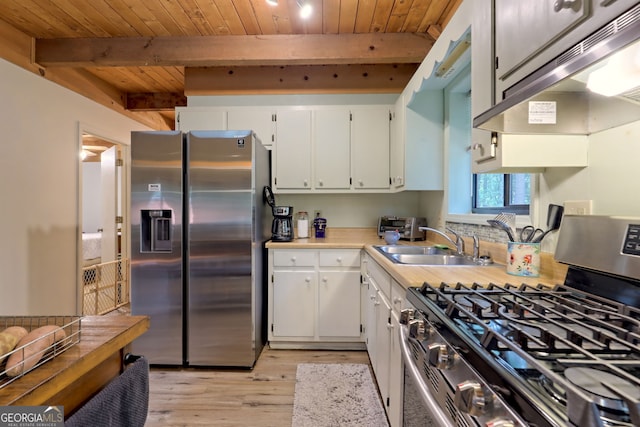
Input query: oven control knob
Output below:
<box><xmin>427</xmin><ymin>343</ymin><xmax>455</xmax><ymax>369</ymax></box>
<box><xmin>454</xmin><ymin>380</ymin><xmax>488</xmax><ymax>416</ymax></box>
<box><xmin>399</xmin><ymin>308</ymin><xmax>414</xmax><ymax>325</ymax></box>
<box><xmin>408</xmin><ymin>319</ymin><xmax>426</xmax><ymax>340</ymax></box>
<box><xmin>485</xmin><ymin>419</ymin><xmax>515</xmax><ymax>427</ymax></box>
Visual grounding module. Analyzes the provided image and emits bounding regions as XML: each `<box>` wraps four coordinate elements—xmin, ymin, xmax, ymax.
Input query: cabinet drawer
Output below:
<box><xmin>272</xmin><ymin>250</ymin><xmax>316</xmax><ymax>267</ymax></box>
<box><xmin>319</xmin><ymin>250</ymin><xmax>360</xmax><ymax>268</ymax></box>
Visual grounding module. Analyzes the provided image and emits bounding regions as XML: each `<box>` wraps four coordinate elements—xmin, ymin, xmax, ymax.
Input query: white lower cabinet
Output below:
<box><xmin>268</xmin><ymin>248</ymin><xmax>364</xmax><ymax>348</ymax></box>
<box><xmin>318</xmin><ymin>270</ymin><xmax>362</xmax><ymax>337</ymax></box>
<box><xmin>272</xmin><ymin>271</ymin><xmax>316</xmax><ymax>338</ymax></box>
<box><xmin>363</xmin><ymin>254</ymin><xmax>404</xmax><ymax>426</ymax></box>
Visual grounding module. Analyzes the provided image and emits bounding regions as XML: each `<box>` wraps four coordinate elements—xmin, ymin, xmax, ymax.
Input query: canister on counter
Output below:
<box><xmin>313</xmin><ymin>216</ymin><xmax>327</xmax><ymax>238</ymax></box>
<box><xmin>296</xmin><ymin>211</ymin><xmax>309</xmax><ymax>238</ymax></box>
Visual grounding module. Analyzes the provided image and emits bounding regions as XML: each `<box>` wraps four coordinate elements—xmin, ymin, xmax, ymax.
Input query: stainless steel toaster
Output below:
<box><xmin>377</xmin><ymin>216</ymin><xmax>427</xmax><ymax>241</ymax></box>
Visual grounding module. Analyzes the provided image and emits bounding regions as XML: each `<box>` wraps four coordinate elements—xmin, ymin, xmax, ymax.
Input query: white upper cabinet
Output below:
<box><xmin>175</xmin><ymin>106</ymin><xmax>274</xmax><ymax>148</ymax></box>
<box><xmin>389</xmin><ymin>98</ymin><xmax>405</xmax><ymax>189</ymax></box>
<box><xmin>495</xmin><ymin>0</ymin><xmax>589</xmax><ymax>83</ymax></box>
<box><xmin>273</xmin><ymin>109</ymin><xmax>312</xmax><ymax>190</ymax></box>
<box><xmin>494</xmin><ymin>0</ymin><xmax>633</xmax><ymax>100</ymax></box>
<box><xmin>470</xmin><ymin>0</ymin><xmax>593</xmax><ymax>173</ymax></box>
<box><xmin>470</xmin><ymin>0</ymin><xmax>495</xmax><ymax>172</ymax></box>
<box><xmin>313</xmin><ymin>108</ymin><xmax>351</xmax><ymax>190</ymax></box>
<box><xmin>472</xmin><ymin>133</ymin><xmax>589</xmax><ymax>174</ymax></box>
<box><xmin>227</xmin><ymin>108</ymin><xmax>275</xmax><ymax>147</ymax></box>
<box><xmin>272</xmin><ymin>105</ymin><xmax>391</xmax><ymax>193</ymax></box>
<box><xmin>351</xmin><ymin>106</ymin><xmax>390</xmax><ymax>190</ymax></box>
<box><xmin>177</xmin><ymin>104</ymin><xmax>391</xmax><ymax>193</ymax></box>
<box><xmin>175</xmin><ymin>107</ymin><xmax>226</xmax><ymax>131</ymax></box>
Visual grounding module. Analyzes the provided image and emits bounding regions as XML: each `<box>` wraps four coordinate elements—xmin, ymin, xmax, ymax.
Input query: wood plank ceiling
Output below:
<box><xmin>0</xmin><ymin>0</ymin><xmax>462</xmax><ymax>130</ymax></box>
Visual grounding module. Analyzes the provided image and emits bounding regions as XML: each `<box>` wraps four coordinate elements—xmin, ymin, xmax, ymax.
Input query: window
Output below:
<box><xmin>473</xmin><ymin>173</ymin><xmax>530</xmax><ymax>215</ymax></box>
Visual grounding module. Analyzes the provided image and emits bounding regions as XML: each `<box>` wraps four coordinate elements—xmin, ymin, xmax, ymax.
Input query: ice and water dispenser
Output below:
<box><xmin>140</xmin><ymin>209</ymin><xmax>172</xmax><ymax>252</ymax></box>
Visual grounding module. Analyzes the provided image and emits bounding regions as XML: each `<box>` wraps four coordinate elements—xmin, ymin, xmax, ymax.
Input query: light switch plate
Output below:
<box><xmin>564</xmin><ymin>200</ymin><xmax>592</xmax><ymax>215</ymax></box>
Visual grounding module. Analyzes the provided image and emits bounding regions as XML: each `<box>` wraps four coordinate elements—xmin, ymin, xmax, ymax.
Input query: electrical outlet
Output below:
<box><xmin>314</xmin><ymin>210</ymin><xmax>322</xmax><ymax>219</ymax></box>
<box><xmin>564</xmin><ymin>200</ymin><xmax>592</xmax><ymax>215</ymax></box>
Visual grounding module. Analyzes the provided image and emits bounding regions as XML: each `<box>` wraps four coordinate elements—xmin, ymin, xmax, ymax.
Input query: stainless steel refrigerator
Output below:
<box><xmin>130</xmin><ymin>130</ymin><xmax>269</xmax><ymax>367</ymax></box>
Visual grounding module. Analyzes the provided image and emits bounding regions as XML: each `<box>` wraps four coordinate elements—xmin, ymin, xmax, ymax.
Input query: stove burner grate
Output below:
<box><xmin>413</xmin><ymin>281</ymin><xmax>640</xmax><ymax>427</ymax></box>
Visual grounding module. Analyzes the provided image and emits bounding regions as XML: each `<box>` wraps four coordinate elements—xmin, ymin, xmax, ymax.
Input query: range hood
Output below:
<box><xmin>474</xmin><ymin>5</ymin><xmax>640</xmax><ymax>135</ymax></box>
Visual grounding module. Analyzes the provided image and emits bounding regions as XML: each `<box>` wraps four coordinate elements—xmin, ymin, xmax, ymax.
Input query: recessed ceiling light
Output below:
<box><xmin>266</xmin><ymin>0</ymin><xmax>278</xmax><ymax>6</ymax></box>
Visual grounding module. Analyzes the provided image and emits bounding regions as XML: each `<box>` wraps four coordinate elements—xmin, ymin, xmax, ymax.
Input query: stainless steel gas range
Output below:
<box><xmin>400</xmin><ymin>215</ymin><xmax>640</xmax><ymax>427</ymax></box>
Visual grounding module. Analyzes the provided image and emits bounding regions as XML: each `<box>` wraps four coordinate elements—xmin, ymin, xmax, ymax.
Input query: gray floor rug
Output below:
<box><xmin>292</xmin><ymin>363</ymin><xmax>389</xmax><ymax>427</ymax></box>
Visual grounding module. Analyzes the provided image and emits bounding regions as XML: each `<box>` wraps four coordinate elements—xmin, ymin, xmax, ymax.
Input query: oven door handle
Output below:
<box><xmin>399</xmin><ymin>324</ymin><xmax>456</xmax><ymax>427</ymax></box>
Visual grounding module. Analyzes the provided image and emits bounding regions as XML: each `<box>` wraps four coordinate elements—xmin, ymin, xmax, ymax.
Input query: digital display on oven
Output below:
<box><xmin>622</xmin><ymin>224</ymin><xmax>640</xmax><ymax>256</ymax></box>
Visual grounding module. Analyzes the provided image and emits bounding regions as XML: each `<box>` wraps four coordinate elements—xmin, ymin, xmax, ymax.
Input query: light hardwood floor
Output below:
<box><xmin>145</xmin><ymin>346</ymin><xmax>372</xmax><ymax>426</ymax></box>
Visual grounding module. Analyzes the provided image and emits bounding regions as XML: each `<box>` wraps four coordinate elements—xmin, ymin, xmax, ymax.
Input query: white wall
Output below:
<box><xmin>539</xmin><ymin>120</ymin><xmax>640</xmax><ymax>217</ymax></box>
<box><xmin>276</xmin><ymin>192</ymin><xmax>424</xmax><ymax>228</ymax></box>
<box><xmin>0</xmin><ymin>58</ymin><xmax>150</xmax><ymax>315</ymax></box>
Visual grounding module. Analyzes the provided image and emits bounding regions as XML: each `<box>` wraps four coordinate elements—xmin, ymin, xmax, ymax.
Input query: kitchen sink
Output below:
<box><xmin>374</xmin><ymin>245</ymin><xmax>452</xmax><ymax>255</ymax></box>
<box><xmin>373</xmin><ymin>245</ymin><xmax>491</xmax><ymax>266</ymax></box>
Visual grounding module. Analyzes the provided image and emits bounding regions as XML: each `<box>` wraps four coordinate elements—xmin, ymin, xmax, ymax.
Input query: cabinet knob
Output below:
<box><xmin>305</xmin><ymin>276</ymin><xmax>311</xmax><ymax>283</ymax></box>
<box><xmin>290</xmin><ymin>256</ymin><xmax>296</xmax><ymax>263</ymax></box>
<box><xmin>358</xmin><ymin>180</ymin><xmax>364</xmax><ymax>187</ymax></box>
<box><xmin>454</xmin><ymin>380</ymin><xmax>488</xmax><ymax>416</ymax></box>
<box><xmin>322</xmin><ymin>276</ymin><xmax>328</xmax><ymax>283</ymax></box>
<box><xmin>393</xmin><ymin>297</ymin><xmax>403</xmax><ymax>304</ymax></box>
<box><xmin>318</xmin><ymin>179</ymin><xmax>324</xmax><ymax>186</ymax></box>
<box><xmin>553</xmin><ymin>0</ymin><xmax>578</xmax><ymax>12</ymax></box>
<box><xmin>303</xmin><ymin>180</ymin><xmax>308</xmax><ymax>187</ymax></box>
<box><xmin>336</xmin><ymin>257</ymin><xmax>342</xmax><ymax>262</ymax></box>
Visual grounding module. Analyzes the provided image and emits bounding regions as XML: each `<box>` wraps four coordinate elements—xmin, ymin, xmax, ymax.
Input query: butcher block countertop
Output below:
<box><xmin>0</xmin><ymin>315</ymin><xmax>149</xmax><ymax>411</ymax></box>
<box><xmin>266</xmin><ymin>228</ymin><xmax>568</xmax><ymax>289</ymax></box>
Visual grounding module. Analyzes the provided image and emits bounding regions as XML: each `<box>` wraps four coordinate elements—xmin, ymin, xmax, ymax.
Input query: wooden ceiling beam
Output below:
<box><xmin>184</xmin><ymin>64</ymin><xmax>419</xmax><ymax>95</ymax></box>
<box><xmin>125</xmin><ymin>92</ymin><xmax>187</xmax><ymax>111</ymax></box>
<box><xmin>35</xmin><ymin>33</ymin><xmax>434</xmax><ymax>67</ymax></box>
<box><xmin>0</xmin><ymin>18</ymin><xmax>172</xmax><ymax>130</ymax></box>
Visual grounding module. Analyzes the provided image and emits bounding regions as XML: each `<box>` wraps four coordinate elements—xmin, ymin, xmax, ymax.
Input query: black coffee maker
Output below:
<box><xmin>264</xmin><ymin>186</ymin><xmax>293</xmax><ymax>241</ymax></box>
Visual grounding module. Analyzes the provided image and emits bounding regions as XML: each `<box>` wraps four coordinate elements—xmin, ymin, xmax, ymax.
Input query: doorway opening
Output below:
<box><xmin>79</xmin><ymin>129</ymin><xmax>130</xmax><ymax>315</ymax></box>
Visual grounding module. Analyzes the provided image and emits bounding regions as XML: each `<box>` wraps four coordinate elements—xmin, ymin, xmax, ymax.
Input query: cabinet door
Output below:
<box><xmin>388</xmin><ymin>313</ymin><xmax>403</xmax><ymax>426</ymax></box>
<box><xmin>374</xmin><ymin>292</ymin><xmax>392</xmax><ymax>413</ymax></box>
<box><xmin>272</xmin><ymin>271</ymin><xmax>315</xmax><ymax>337</ymax></box>
<box><xmin>494</xmin><ymin>0</ymin><xmax>588</xmax><ymax>82</ymax></box>
<box><xmin>274</xmin><ymin>109</ymin><xmax>312</xmax><ymax>190</ymax></box>
<box><xmin>227</xmin><ymin>109</ymin><xmax>274</xmax><ymax>147</ymax></box>
<box><xmin>314</xmin><ymin>108</ymin><xmax>351</xmax><ymax>190</ymax></box>
<box><xmin>176</xmin><ymin>108</ymin><xmax>226</xmax><ymax>131</ymax></box>
<box><xmin>318</xmin><ymin>271</ymin><xmax>361</xmax><ymax>338</ymax></box>
<box><xmin>389</xmin><ymin>101</ymin><xmax>405</xmax><ymax>189</ymax></box>
<box><xmin>365</xmin><ymin>281</ymin><xmax>378</xmax><ymax>367</ymax></box>
<box><xmin>351</xmin><ymin>107</ymin><xmax>390</xmax><ymax>190</ymax></box>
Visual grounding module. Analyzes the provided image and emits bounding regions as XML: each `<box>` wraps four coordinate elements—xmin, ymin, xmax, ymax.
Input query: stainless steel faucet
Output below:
<box><xmin>445</xmin><ymin>227</ymin><xmax>465</xmax><ymax>256</ymax></box>
<box><xmin>419</xmin><ymin>227</ymin><xmax>465</xmax><ymax>255</ymax></box>
<box><xmin>472</xmin><ymin>235</ymin><xmax>480</xmax><ymax>260</ymax></box>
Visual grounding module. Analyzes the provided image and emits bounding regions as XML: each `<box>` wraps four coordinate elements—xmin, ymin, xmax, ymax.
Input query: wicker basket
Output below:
<box><xmin>0</xmin><ymin>316</ymin><xmax>82</xmax><ymax>389</ymax></box>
